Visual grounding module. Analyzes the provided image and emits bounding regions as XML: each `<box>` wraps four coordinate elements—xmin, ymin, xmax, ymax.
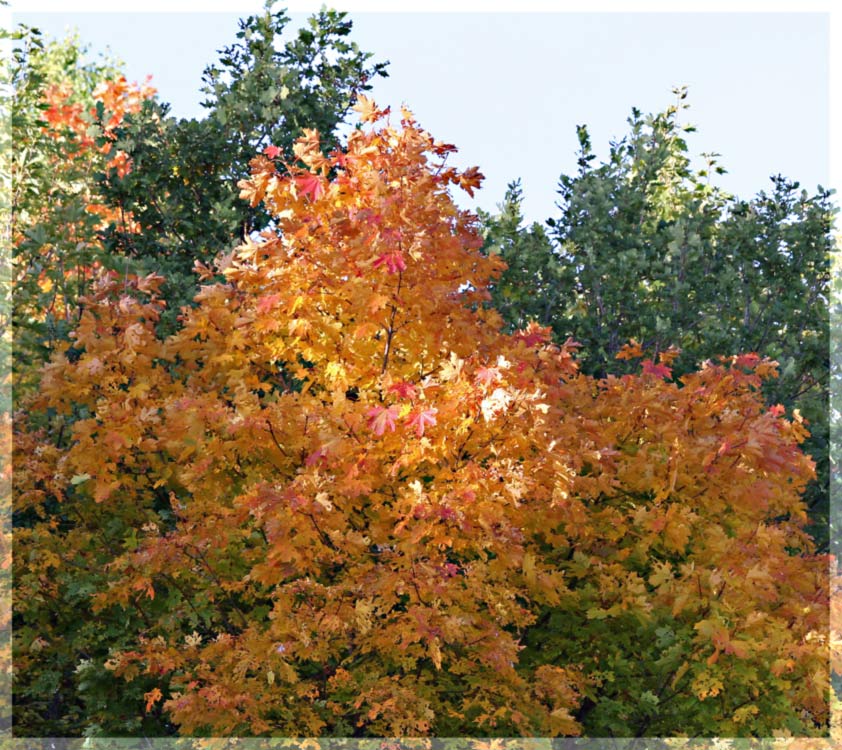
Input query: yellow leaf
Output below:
<box><xmin>429</xmin><ymin>638</ymin><xmax>442</xmax><ymax>670</ymax></box>
<box><xmin>671</xmin><ymin>660</ymin><xmax>690</xmax><ymax>689</ymax></box>
<box><xmin>289</xmin><ymin>295</ymin><xmax>305</xmax><ymax>314</ymax></box>
<box><xmin>523</xmin><ymin>552</ymin><xmax>536</xmax><ymax>586</ymax></box>
<box><xmin>733</xmin><ymin>704</ymin><xmax>759</xmax><ymax>724</ymax></box>
<box><xmin>648</xmin><ymin>561</ymin><xmax>673</xmax><ymax>588</ymax></box>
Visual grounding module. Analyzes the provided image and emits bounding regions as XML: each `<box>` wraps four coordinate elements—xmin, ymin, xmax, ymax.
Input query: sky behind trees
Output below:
<box><xmin>13</xmin><ymin>5</ymin><xmax>831</xmax><ymax>223</ymax></box>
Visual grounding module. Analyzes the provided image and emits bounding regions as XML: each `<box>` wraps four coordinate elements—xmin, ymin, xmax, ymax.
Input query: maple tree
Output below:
<box><xmin>12</xmin><ymin>99</ymin><xmax>837</xmax><ymax>738</ymax></box>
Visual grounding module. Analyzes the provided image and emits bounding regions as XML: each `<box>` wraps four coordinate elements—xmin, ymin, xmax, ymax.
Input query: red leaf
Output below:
<box><xmin>642</xmin><ymin>359</ymin><xmax>672</xmax><ymax>379</ymax></box>
<box><xmin>734</xmin><ymin>352</ymin><xmax>761</xmax><ymax>370</ymax></box>
<box><xmin>373</xmin><ymin>252</ymin><xmax>407</xmax><ymax>274</ymax></box>
<box><xmin>295</xmin><ymin>173</ymin><xmax>325</xmax><ymax>201</ymax></box>
<box><xmin>474</xmin><ymin>366</ymin><xmax>501</xmax><ymax>386</ymax></box>
<box><xmin>515</xmin><ymin>322</ymin><xmax>552</xmax><ymax>348</ymax></box>
<box><xmin>305</xmin><ymin>447</ymin><xmax>327</xmax><ymax>467</ymax></box>
<box><xmin>388</xmin><ymin>381</ymin><xmax>418</xmax><ymax>400</ymax></box>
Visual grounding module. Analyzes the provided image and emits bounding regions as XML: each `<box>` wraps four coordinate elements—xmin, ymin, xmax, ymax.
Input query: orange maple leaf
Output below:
<box><xmin>457</xmin><ymin>166</ymin><xmax>484</xmax><ymax>197</ymax></box>
<box><xmin>616</xmin><ymin>339</ymin><xmax>644</xmax><ymax>360</ymax></box>
<box><xmin>352</xmin><ymin>95</ymin><xmax>389</xmax><ymax>123</ymax></box>
<box><xmin>144</xmin><ymin>687</ymin><xmax>162</xmax><ymax>713</ymax></box>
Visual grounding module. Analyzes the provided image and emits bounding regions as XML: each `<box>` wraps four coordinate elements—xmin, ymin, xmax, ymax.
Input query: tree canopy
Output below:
<box><xmin>13</xmin><ymin>99</ymin><xmax>835</xmax><ymax>738</ymax></box>
<box><xmin>6</xmin><ymin>10</ymin><xmax>838</xmax><ymax>740</ymax></box>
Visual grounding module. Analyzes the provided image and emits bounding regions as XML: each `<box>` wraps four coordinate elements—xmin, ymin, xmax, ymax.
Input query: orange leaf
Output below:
<box><xmin>352</xmin><ymin>95</ymin><xmax>389</xmax><ymax>123</ymax></box>
<box><xmin>616</xmin><ymin>339</ymin><xmax>644</xmax><ymax>360</ymax></box>
<box><xmin>144</xmin><ymin>687</ymin><xmax>162</xmax><ymax>713</ymax></box>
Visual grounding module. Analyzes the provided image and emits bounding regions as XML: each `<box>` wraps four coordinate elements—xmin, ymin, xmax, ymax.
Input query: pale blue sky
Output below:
<box><xmin>14</xmin><ymin>10</ymin><xmax>831</xmax><ymax>224</ymax></box>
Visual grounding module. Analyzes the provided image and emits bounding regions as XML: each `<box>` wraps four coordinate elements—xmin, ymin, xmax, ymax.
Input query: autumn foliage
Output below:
<box><xmin>13</xmin><ymin>58</ymin><xmax>156</xmax><ymax>396</ymax></box>
<box><xmin>28</xmin><ymin>73</ymin><xmax>154</xmax><ymax>280</ymax></box>
<box><xmin>13</xmin><ymin>99</ymin><xmax>836</xmax><ymax>737</ymax></box>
